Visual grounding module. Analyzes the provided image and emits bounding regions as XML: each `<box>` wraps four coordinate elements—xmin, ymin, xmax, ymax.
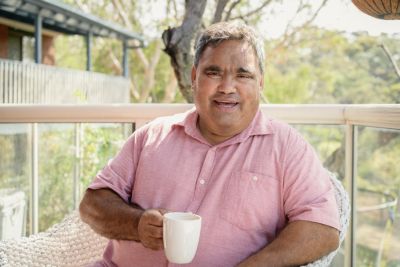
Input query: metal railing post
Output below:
<box><xmin>30</xmin><ymin>123</ymin><xmax>39</xmax><ymax>234</ymax></box>
<box><xmin>345</xmin><ymin>124</ymin><xmax>357</xmax><ymax>267</ymax></box>
<box><xmin>73</xmin><ymin>123</ymin><xmax>82</xmax><ymax>209</ymax></box>
<box><xmin>86</xmin><ymin>32</ymin><xmax>92</xmax><ymax>72</ymax></box>
<box><xmin>34</xmin><ymin>13</ymin><xmax>42</xmax><ymax>64</ymax></box>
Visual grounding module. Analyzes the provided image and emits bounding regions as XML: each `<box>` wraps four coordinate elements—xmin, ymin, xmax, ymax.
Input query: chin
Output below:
<box><xmin>215</xmin><ymin>119</ymin><xmax>241</xmax><ymax>132</ymax></box>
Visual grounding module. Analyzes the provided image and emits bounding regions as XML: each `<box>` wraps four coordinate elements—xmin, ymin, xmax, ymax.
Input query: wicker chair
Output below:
<box><xmin>0</xmin><ymin>172</ymin><xmax>350</xmax><ymax>267</ymax></box>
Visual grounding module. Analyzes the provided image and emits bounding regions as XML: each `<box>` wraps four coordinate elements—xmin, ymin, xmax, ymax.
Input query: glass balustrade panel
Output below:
<box><xmin>0</xmin><ymin>123</ymin><xmax>31</xmax><ymax>239</ymax></box>
<box><xmin>356</xmin><ymin>126</ymin><xmax>400</xmax><ymax>267</ymax></box>
<box><xmin>293</xmin><ymin>124</ymin><xmax>346</xmax><ymax>267</ymax></box>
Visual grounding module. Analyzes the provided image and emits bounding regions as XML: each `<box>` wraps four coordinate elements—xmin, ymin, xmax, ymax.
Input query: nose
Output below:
<box><xmin>217</xmin><ymin>75</ymin><xmax>236</xmax><ymax>94</ymax></box>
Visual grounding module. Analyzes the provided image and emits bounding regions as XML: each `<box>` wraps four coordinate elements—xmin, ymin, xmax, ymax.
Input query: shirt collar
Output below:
<box><xmin>174</xmin><ymin>108</ymin><xmax>273</xmax><ymax>147</ymax></box>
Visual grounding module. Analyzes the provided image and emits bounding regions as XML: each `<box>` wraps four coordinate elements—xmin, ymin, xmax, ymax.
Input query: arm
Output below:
<box><xmin>79</xmin><ymin>188</ymin><xmax>166</xmax><ymax>250</ymax></box>
<box><xmin>238</xmin><ymin>221</ymin><xmax>339</xmax><ymax>267</ymax></box>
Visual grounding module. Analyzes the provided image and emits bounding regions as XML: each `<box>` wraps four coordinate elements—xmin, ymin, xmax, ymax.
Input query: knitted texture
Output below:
<box><xmin>0</xmin><ymin>172</ymin><xmax>349</xmax><ymax>266</ymax></box>
<box><xmin>0</xmin><ymin>210</ymin><xmax>107</xmax><ymax>267</ymax></box>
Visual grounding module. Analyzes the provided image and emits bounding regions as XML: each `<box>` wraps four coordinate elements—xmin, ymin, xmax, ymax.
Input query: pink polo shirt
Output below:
<box><xmin>89</xmin><ymin>108</ymin><xmax>339</xmax><ymax>267</ymax></box>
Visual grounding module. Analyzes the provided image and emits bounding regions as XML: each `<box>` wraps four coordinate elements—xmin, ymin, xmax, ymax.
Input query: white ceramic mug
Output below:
<box><xmin>163</xmin><ymin>212</ymin><xmax>202</xmax><ymax>264</ymax></box>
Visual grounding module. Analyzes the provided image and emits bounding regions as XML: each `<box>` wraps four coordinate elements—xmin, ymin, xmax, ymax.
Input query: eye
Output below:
<box><xmin>237</xmin><ymin>73</ymin><xmax>253</xmax><ymax>79</ymax></box>
<box><xmin>206</xmin><ymin>70</ymin><xmax>221</xmax><ymax>77</ymax></box>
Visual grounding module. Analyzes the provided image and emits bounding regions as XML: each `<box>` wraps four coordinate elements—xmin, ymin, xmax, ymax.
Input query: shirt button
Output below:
<box><xmin>252</xmin><ymin>176</ymin><xmax>258</xmax><ymax>181</ymax></box>
<box><xmin>199</xmin><ymin>179</ymin><xmax>205</xmax><ymax>185</ymax></box>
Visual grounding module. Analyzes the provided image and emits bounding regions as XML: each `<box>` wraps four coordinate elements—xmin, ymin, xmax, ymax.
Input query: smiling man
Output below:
<box><xmin>192</xmin><ymin>38</ymin><xmax>262</xmax><ymax>145</ymax></box>
<box><xmin>79</xmin><ymin>21</ymin><xmax>340</xmax><ymax>267</ymax></box>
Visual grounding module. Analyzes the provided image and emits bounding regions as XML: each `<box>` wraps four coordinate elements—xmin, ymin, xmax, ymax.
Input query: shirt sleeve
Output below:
<box><xmin>281</xmin><ymin>127</ymin><xmax>340</xmax><ymax>230</ymax></box>
<box><xmin>88</xmin><ymin>127</ymin><xmax>146</xmax><ymax>203</ymax></box>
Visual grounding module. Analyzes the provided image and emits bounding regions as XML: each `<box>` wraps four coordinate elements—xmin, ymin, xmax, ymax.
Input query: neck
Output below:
<box><xmin>197</xmin><ymin>120</ymin><xmax>244</xmax><ymax>146</ymax></box>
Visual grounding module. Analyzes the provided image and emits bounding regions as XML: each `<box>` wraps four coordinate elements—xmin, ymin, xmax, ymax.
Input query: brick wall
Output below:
<box><xmin>42</xmin><ymin>35</ymin><xmax>55</xmax><ymax>65</ymax></box>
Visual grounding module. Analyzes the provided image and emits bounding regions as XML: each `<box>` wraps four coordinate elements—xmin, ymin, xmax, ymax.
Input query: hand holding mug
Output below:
<box><xmin>137</xmin><ymin>208</ymin><xmax>167</xmax><ymax>250</ymax></box>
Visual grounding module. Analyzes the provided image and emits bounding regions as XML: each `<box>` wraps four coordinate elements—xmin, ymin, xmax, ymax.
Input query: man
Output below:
<box><xmin>79</xmin><ymin>21</ymin><xmax>340</xmax><ymax>267</ymax></box>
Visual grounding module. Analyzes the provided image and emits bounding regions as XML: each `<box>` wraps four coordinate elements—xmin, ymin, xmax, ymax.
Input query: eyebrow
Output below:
<box><xmin>204</xmin><ymin>65</ymin><xmax>254</xmax><ymax>74</ymax></box>
<box><xmin>204</xmin><ymin>65</ymin><xmax>221</xmax><ymax>72</ymax></box>
<box><xmin>237</xmin><ymin>67</ymin><xmax>253</xmax><ymax>74</ymax></box>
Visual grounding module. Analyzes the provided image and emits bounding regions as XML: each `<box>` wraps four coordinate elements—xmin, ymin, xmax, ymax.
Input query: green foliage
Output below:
<box><xmin>357</xmin><ymin>244</ymin><xmax>377</xmax><ymax>267</ymax></box>
<box><xmin>356</xmin><ymin>127</ymin><xmax>400</xmax><ymax>266</ymax></box>
<box><xmin>38</xmin><ymin>125</ymin><xmax>75</xmax><ymax>231</ymax></box>
<box><xmin>358</xmin><ymin>128</ymin><xmax>400</xmax><ymax>195</ymax></box>
<box><xmin>265</xmin><ymin>27</ymin><xmax>400</xmax><ymax>104</ymax></box>
<box><xmin>54</xmin><ymin>35</ymin><xmax>86</xmax><ymax>70</ymax></box>
<box><xmin>80</xmin><ymin>124</ymin><xmax>127</xmax><ymax>190</ymax></box>
<box><xmin>7</xmin><ymin>123</ymin><xmax>128</xmax><ymax>232</ymax></box>
<box><xmin>265</xmin><ymin>64</ymin><xmax>312</xmax><ymax>103</ymax></box>
<box><xmin>293</xmin><ymin>125</ymin><xmax>344</xmax><ymax>164</ymax></box>
<box><xmin>2</xmin><ymin>2</ymin><xmax>400</xmax><ymax>265</ymax></box>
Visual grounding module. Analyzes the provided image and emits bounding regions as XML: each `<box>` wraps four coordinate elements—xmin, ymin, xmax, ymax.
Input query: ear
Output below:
<box><xmin>191</xmin><ymin>65</ymin><xmax>197</xmax><ymax>84</ymax></box>
<box><xmin>259</xmin><ymin>75</ymin><xmax>264</xmax><ymax>92</ymax></box>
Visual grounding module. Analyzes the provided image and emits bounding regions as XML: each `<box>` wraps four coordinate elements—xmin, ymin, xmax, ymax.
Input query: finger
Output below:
<box><xmin>146</xmin><ymin>225</ymin><xmax>163</xmax><ymax>238</ymax></box>
<box><xmin>146</xmin><ymin>211</ymin><xmax>164</xmax><ymax>226</ymax></box>
<box><xmin>158</xmin><ymin>209</ymin><xmax>169</xmax><ymax>215</ymax></box>
<box><xmin>150</xmin><ymin>238</ymin><xmax>164</xmax><ymax>250</ymax></box>
<box><xmin>142</xmin><ymin>237</ymin><xmax>163</xmax><ymax>250</ymax></box>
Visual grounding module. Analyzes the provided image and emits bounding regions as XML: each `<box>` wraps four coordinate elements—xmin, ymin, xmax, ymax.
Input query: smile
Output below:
<box><xmin>213</xmin><ymin>100</ymin><xmax>239</xmax><ymax>110</ymax></box>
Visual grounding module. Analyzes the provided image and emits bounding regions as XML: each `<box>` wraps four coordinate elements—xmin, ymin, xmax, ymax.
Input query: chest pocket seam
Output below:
<box><xmin>220</xmin><ymin>171</ymin><xmax>281</xmax><ymax>232</ymax></box>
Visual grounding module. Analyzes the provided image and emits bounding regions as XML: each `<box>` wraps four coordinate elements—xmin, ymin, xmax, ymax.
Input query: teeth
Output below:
<box><xmin>216</xmin><ymin>101</ymin><xmax>236</xmax><ymax>107</ymax></box>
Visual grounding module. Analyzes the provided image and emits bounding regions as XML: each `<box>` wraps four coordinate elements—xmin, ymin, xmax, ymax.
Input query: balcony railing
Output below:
<box><xmin>0</xmin><ymin>103</ymin><xmax>399</xmax><ymax>267</ymax></box>
<box><xmin>0</xmin><ymin>59</ymin><xmax>130</xmax><ymax>104</ymax></box>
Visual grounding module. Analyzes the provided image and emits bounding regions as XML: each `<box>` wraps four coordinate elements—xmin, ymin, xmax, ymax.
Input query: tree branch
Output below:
<box><xmin>110</xmin><ymin>0</ymin><xmax>149</xmax><ymax>69</ymax></box>
<box><xmin>111</xmin><ymin>0</ymin><xmax>132</xmax><ymax>29</ymax></box>
<box><xmin>229</xmin><ymin>0</ymin><xmax>273</xmax><ymax>21</ymax></box>
<box><xmin>380</xmin><ymin>42</ymin><xmax>400</xmax><ymax>80</ymax></box>
<box><xmin>277</xmin><ymin>0</ymin><xmax>328</xmax><ymax>49</ymax></box>
<box><xmin>162</xmin><ymin>0</ymin><xmax>207</xmax><ymax>102</ymax></box>
<box><xmin>224</xmin><ymin>0</ymin><xmax>242</xmax><ymax>21</ymax></box>
<box><xmin>139</xmin><ymin>40</ymin><xmax>163</xmax><ymax>102</ymax></box>
<box><xmin>167</xmin><ymin>0</ymin><xmax>179</xmax><ymax>20</ymax></box>
<box><xmin>108</xmin><ymin>48</ymin><xmax>123</xmax><ymax>75</ymax></box>
<box><xmin>130</xmin><ymin>79</ymin><xmax>140</xmax><ymax>101</ymax></box>
<box><xmin>161</xmin><ymin>70</ymin><xmax>178</xmax><ymax>103</ymax></box>
<box><xmin>213</xmin><ymin>0</ymin><xmax>230</xmax><ymax>23</ymax></box>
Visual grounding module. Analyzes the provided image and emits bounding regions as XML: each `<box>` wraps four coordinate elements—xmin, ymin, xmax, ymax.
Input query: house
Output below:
<box><xmin>0</xmin><ymin>0</ymin><xmax>145</xmax><ymax>104</ymax></box>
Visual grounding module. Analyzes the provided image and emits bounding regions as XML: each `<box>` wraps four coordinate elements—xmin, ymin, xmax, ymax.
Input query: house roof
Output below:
<box><xmin>0</xmin><ymin>0</ymin><xmax>145</xmax><ymax>47</ymax></box>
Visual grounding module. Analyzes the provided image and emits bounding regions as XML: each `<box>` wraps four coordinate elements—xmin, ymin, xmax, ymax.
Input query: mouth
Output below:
<box><xmin>213</xmin><ymin>100</ymin><xmax>239</xmax><ymax>110</ymax></box>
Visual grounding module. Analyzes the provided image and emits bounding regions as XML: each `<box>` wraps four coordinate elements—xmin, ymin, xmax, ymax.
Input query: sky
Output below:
<box><xmin>315</xmin><ymin>1</ymin><xmax>400</xmax><ymax>35</ymax></box>
<box><xmin>261</xmin><ymin>0</ymin><xmax>400</xmax><ymax>39</ymax></box>
<box><xmin>132</xmin><ymin>0</ymin><xmax>400</xmax><ymax>40</ymax></box>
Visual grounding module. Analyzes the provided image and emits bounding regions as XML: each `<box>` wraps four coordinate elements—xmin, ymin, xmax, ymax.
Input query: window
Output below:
<box><xmin>7</xmin><ymin>30</ymin><xmax>34</xmax><ymax>62</ymax></box>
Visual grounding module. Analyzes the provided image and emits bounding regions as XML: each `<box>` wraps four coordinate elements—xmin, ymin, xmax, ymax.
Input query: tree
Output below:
<box><xmin>162</xmin><ymin>0</ymin><xmax>330</xmax><ymax>102</ymax></box>
<box><xmin>162</xmin><ymin>1</ymin><xmax>207</xmax><ymax>103</ymax></box>
<box><xmin>60</xmin><ymin>0</ymin><xmax>180</xmax><ymax>103</ymax></box>
<box><xmin>60</xmin><ymin>0</ymin><xmax>333</xmax><ymax>103</ymax></box>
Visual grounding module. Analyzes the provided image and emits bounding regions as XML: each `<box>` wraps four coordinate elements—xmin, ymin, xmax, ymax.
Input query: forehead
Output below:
<box><xmin>199</xmin><ymin>40</ymin><xmax>257</xmax><ymax>68</ymax></box>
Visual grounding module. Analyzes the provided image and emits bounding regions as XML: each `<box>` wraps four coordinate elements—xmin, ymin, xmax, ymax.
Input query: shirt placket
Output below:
<box><xmin>185</xmin><ymin>146</ymin><xmax>217</xmax><ymax>213</ymax></box>
<box><xmin>167</xmin><ymin>147</ymin><xmax>217</xmax><ymax>267</ymax></box>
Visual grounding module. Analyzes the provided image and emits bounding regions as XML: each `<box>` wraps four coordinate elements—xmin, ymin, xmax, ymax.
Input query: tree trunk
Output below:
<box><xmin>162</xmin><ymin>0</ymin><xmax>207</xmax><ymax>103</ymax></box>
<box><xmin>161</xmin><ymin>70</ymin><xmax>178</xmax><ymax>103</ymax></box>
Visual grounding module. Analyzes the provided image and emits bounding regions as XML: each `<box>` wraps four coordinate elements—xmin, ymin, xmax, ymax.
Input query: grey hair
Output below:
<box><xmin>194</xmin><ymin>21</ymin><xmax>265</xmax><ymax>74</ymax></box>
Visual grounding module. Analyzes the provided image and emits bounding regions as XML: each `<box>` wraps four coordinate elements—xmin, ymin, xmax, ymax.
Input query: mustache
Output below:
<box><xmin>212</xmin><ymin>94</ymin><xmax>240</xmax><ymax>103</ymax></box>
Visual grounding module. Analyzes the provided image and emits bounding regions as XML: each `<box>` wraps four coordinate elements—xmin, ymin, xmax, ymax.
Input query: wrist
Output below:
<box><xmin>132</xmin><ymin>208</ymin><xmax>145</xmax><ymax>242</ymax></box>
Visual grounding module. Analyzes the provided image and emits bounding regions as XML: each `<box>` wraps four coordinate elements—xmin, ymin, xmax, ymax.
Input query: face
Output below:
<box><xmin>191</xmin><ymin>40</ymin><xmax>264</xmax><ymax>145</ymax></box>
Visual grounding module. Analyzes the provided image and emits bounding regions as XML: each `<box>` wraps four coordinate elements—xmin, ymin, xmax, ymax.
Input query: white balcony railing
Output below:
<box><xmin>0</xmin><ymin>60</ymin><xmax>130</xmax><ymax>104</ymax></box>
<box><xmin>0</xmin><ymin>103</ymin><xmax>399</xmax><ymax>267</ymax></box>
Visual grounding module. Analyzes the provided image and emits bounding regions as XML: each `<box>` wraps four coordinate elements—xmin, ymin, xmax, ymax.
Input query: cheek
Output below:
<box><xmin>199</xmin><ymin>78</ymin><xmax>217</xmax><ymax>90</ymax></box>
<box><xmin>241</xmin><ymin>87</ymin><xmax>260</xmax><ymax>103</ymax></box>
<box><xmin>195</xmin><ymin>80</ymin><xmax>216</xmax><ymax>97</ymax></box>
